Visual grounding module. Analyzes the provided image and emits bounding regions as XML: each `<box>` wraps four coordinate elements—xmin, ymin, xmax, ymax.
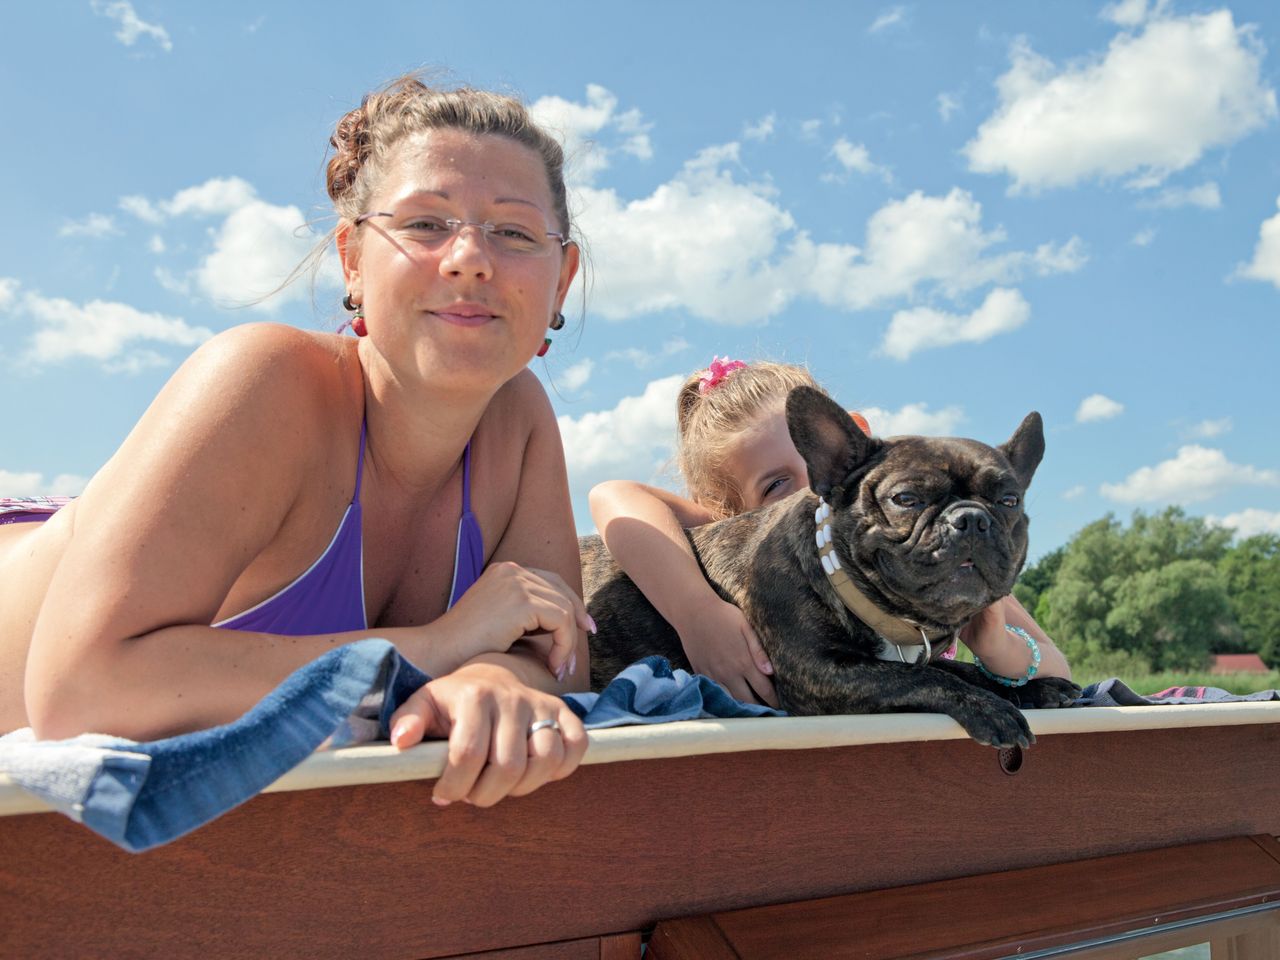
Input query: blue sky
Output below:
<box><xmin>3</xmin><ymin>1</ymin><xmax>1279</xmax><ymax>560</ymax></box>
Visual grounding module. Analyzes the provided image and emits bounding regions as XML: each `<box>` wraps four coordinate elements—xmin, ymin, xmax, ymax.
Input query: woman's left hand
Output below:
<box><xmin>387</xmin><ymin>662</ymin><xmax>588</xmax><ymax>807</ymax></box>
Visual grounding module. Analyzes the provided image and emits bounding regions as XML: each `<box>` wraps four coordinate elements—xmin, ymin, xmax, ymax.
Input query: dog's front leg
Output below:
<box><xmin>931</xmin><ymin>658</ymin><xmax>1082</xmax><ymax>709</ymax></box>
<box><xmin>774</xmin><ymin>657</ymin><xmax>1035</xmax><ymax>748</ymax></box>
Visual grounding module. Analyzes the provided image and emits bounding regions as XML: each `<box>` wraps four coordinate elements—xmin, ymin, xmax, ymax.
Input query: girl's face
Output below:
<box><xmin>722</xmin><ymin>406</ymin><xmax>810</xmax><ymax>511</ymax></box>
<box><xmin>341</xmin><ymin>128</ymin><xmax>578</xmax><ymax>392</ymax></box>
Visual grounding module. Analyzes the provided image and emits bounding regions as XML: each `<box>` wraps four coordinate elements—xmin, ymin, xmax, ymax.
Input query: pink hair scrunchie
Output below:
<box><xmin>698</xmin><ymin>356</ymin><xmax>748</xmax><ymax>394</ymax></box>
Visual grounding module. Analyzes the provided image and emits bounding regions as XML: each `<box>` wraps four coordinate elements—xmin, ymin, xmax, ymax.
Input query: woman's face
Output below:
<box><xmin>722</xmin><ymin>406</ymin><xmax>811</xmax><ymax>511</ymax></box>
<box><xmin>341</xmin><ymin>128</ymin><xmax>578</xmax><ymax>392</ymax></box>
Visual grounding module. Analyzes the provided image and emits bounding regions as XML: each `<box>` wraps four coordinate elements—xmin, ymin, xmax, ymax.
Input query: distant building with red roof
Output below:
<box><xmin>1209</xmin><ymin>654</ymin><xmax>1270</xmax><ymax>675</ymax></box>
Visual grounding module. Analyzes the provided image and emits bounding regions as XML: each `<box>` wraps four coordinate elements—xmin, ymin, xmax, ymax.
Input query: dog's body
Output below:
<box><xmin>582</xmin><ymin>387</ymin><xmax>1078</xmax><ymax>748</ymax></box>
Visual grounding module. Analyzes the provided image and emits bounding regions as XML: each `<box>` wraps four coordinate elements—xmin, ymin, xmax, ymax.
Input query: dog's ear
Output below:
<box><xmin>786</xmin><ymin>386</ymin><xmax>876</xmax><ymax>504</ymax></box>
<box><xmin>998</xmin><ymin>412</ymin><xmax>1045</xmax><ymax>489</ymax></box>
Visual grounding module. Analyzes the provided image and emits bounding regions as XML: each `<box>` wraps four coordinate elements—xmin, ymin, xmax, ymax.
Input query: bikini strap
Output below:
<box><xmin>461</xmin><ymin>441</ymin><xmax>473</xmax><ymax>513</ymax></box>
<box><xmin>353</xmin><ymin>416</ymin><xmax>368</xmax><ymax>502</ymax></box>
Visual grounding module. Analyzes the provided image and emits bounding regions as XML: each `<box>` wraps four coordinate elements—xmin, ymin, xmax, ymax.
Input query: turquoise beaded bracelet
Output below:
<box><xmin>973</xmin><ymin>624</ymin><xmax>1041</xmax><ymax>687</ymax></box>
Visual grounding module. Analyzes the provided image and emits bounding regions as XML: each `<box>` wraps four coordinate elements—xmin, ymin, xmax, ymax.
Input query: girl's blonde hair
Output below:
<box><xmin>676</xmin><ymin>360</ymin><xmax>824</xmax><ymax>519</ymax></box>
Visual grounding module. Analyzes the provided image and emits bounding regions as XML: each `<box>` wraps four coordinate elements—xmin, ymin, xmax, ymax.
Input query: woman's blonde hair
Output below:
<box><xmin>676</xmin><ymin>360</ymin><xmax>824</xmax><ymax>519</ymax></box>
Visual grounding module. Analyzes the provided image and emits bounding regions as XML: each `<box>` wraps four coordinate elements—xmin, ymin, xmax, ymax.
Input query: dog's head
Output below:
<box><xmin>785</xmin><ymin>386</ymin><xmax>1043</xmax><ymax>627</ymax></box>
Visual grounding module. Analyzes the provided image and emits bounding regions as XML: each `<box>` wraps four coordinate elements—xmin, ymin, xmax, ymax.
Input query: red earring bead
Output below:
<box><xmin>536</xmin><ymin>338</ymin><xmax>551</xmax><ymax>357</ymax></box>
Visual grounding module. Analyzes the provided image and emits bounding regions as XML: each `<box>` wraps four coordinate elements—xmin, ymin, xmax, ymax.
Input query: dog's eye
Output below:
<box><xmin>890</xmin><ymin>492</ymin><xmax>920</xmax><ymax>508</ymax></box>
<box><xmin>999</xmin><ymin>494</ymin><xmax>1020</xmax><ymax>508</ymax></box>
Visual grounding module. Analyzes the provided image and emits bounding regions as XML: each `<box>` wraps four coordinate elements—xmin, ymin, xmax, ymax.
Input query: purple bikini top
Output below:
<box><xmin>215</xmin><ymin>420</ymin><xmax>485</xmax><ymax>635</ymax></box>
<box><xmin>215</xmin><ymin>422</ymin><xmax>483</xmax><ymax>640</ymax></box>
<box><xmin>3</xmin><ymin>423</ymin><xmax>485</xmax><ymax>636</ymax></box>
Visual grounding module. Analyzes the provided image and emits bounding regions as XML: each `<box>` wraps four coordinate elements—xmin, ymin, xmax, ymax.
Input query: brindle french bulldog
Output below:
<box><xmin>581</xmin><ymin>385</ymin><xmax>1080</xmax><ymax>748</ymax></box>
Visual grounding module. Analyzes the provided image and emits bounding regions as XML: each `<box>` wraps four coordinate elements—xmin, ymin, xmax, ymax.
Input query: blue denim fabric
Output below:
<box><xmin>0</xmin><ymin>644</ymin><xmax>781</xmax><ymax>853</ymax></box>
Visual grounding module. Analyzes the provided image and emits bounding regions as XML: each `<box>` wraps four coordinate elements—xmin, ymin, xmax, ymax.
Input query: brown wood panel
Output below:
<box><xmin>669</xmin><ymin>835</ymin><xmax>1280</xmax><ymax>960</ymax></box>
<box><xmin>435</xmin><ymin>940</ymin><xmax>599</xmax><ymax>959</ymax></box>
<box><xmin>1</xmin><ymin>722</ymin><xmax>1278</xmax><ymax>960</ymax></box>
<box><xmin>647</xmin><ymin>916</ymin><xmax>738</xmax><ymax>960</ymax></box>
<box><xmin>436</xmin><ymin>937</ymin><xmax>620</xmax><ymax>960</ymax></box>
<box><xmin>597</xmin><ymin>932</ymin><xmax>643</xmax><ymax>960</ymax></box>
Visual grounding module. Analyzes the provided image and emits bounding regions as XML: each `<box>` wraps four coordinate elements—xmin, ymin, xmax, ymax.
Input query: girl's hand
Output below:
<box><xmin>675</xmin><ymin>598</ymin><xmax>779</xmax><ymax>708</ymax></box>
<box><xmin>434</xmin><ymin>562</ymin><xmax>592</xmax><ymax>681</ymax></box>
<box><xmin>958</xmin><ymin>595</ymin><xmax>1072</xmax><ymax>681</ymax></box>
<box><xmin>388</xmin><ymin>663</ymin><xmax>588</xmax><ymax>806</ymax></box>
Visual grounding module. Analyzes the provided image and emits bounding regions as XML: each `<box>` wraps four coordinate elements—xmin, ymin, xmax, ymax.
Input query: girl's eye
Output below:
<box><xmin>890</xmin><ymin>492</ymin><xmax>920</xmax><ymax>508</ymax></box>
<box><xmin>999</xmin><ymin>494</ymin><xmax>1020</xmax><ymax>508</ymax></box>
<box><xmin>762</xmin><ymin>476</ymin><xmax>790</xmax><ymax>500</ymax></box>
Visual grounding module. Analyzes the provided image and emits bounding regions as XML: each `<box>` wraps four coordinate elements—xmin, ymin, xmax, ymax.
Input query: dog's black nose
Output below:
<box><xmin>944</xmin><ymin>504</ymin><xmax>991</xmax><ymax>536</ymax></box>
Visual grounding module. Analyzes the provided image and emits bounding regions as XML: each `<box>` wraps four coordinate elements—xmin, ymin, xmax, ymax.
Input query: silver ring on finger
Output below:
<box><xmin>528</xmin><ymin>718</ymin><xmax>561</xmax><ymax>738</ymax></box>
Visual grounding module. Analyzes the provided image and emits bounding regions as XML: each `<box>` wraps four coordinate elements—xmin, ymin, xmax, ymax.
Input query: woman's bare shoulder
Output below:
<box><xmin>165</xmin><ymin>323</ymin><xmax>354</xmax><ymax>426</ymax></box>
<box><xmin>486</xmin><ymin>368</ymin><xmax>554</xmax><ymax>437</ymax></box>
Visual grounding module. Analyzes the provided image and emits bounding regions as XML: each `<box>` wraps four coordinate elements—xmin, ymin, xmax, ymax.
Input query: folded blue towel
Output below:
<box><xmin>0</xmin><ymin>642</ymin><xmax>781</xmax><ymax>853</ymax></box>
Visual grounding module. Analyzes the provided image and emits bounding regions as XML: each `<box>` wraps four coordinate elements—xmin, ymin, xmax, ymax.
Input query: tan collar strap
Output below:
<box><xmin>815</xmin><ymin>498</ymin><xmax>954</xmax><ymax>662</ymax></box>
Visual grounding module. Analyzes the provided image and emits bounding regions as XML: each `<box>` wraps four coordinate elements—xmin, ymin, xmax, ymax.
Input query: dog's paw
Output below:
<box><xmin>949</xmin><ymin>694</ymin><xmax>1035</xmax><ymax>750</ymax></box>
<box><xmin>1019</xmin><ymin>676</ymin><xmax>1083</xmax><ymax>709</ymax></box>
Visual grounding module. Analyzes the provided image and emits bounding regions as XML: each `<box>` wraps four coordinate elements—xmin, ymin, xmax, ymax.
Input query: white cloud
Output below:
<box><xmin>937</xmin><ymin>92</ymin><xmax>961</xmax><ymax>122</ymax></box>
<box><xmin>879</xmin><ymin>287</ymin><xmax>1030</xmax><ymax>361</ymax></box>
<box><xmin>1132</xmin><ymin>227</ymin><xmax>1157</xmax><ymax>246</ymax></box>
<box><xmin>1075</xmin><ymin>393</ymin><xmax>1124</xmax><ymax>422</ymax></box>
<box><xmin>1186</xmin><ymin>417</ymin><xmax>1232</xmax><ymax>439</ymax></box>
<box><xmin>1236</xmin><ymin>195</ymin><xmax>1280</xmax><ymax>289</ymax></box>
<box><xmin>120</xmin><ymin>177</ymin><xmax>330</xmax><ymax>312</ymax></box>
<box><xmin>964</xmin><ymin>11</ymin><xmax>1277</xmax><ymax>192</ymax></box>
<box><xmin>743</xmin><ymin>113</ymin><xmax>776</xmax><ymax>141</ymax></box>
<box><xmin>572</xmin><ymin>144</ymin><xmax>797</xmax><ymax>323</ymax></box>
<box><xmin>0</xmin><ymin>470</ymin><xmax>89</xmax><ymax>497</ymax></box>
<box><xmin>166</xmin><ymin>177</ymin><xmax>259</xmax><ymax>217</ymax></box>
<box><xmin>559</xmin><ymin>358</ymin><xmax>595</xmax><ymax>392</ymax></box>
<box><xmin>0</xmin><ymin>277</ymin><xmax>212</xmax><ymax>371</ymax></box>
<box><xmin>529</xmin><ymin>84</ymin><xmax>652</xmax><ymax>186</ymax></box>
<box><xmin>90</xmin><ymin>0</ymin><xmax>172</xmax><ymax>52</ymax></box>
<box><xmin>119</xmin><ymin>194</ymin><xmax>164</xmax><ymax>224</ymax></box>
<box><xmin>58</xmin><ymin>213</ymin><xmax>118</xmax><ymax>238</ymax></box>
<box><xmin>1209</xmin><ymin>508</ymin><xmax>1280</xmax><ymax>538</ymax></box>
<box><xmin>1101</xmin><ymin>445</ymin><xmax>1279</xmax><ymax>504</ymax></box>
<box><xmin>869</xmin><ymin>6</ymin><xmax>907</xmax><ymax>33</ymax></box>
<box><xmin>1101</xmin><ymin>0</ymin><xmax>1169</xmax><ymax>27</ymax></box>
<box><xmin>558</xmin><ymin>375</ymin><xmax>683</xmax><ymax>512</ymax></box>
<box><xmin>148</xmin><ymin>234</ymin><xmax>166</xmax><ymax>254</ymax></box>
<box><xmin>605</xmin><ymin>337</ymin><xmax>690</xmax><ymax>369</ymax></box>
<box><xmin>121</xmin><ymin>177</ymin><xmax>258</xmax><ymax>223</ymax></box>
<box><xmin>831</xmin><ymin>138</ymin><xmax>889</xmax><ymax>180</ymax></box>
<box><xmin>579</xmin><ymin>168</ymin><xmax>1081</xmax><ymax>325</ymax></box>
<box><xmin>1063</xmin><ymin>484</ymin><xmax>1087</xmax><ymax>500</ymax></box>
<box><xmin>857</xmin><ymin>402</ymin><xmax>965</xmax><ymax>437</ymax></box>
<box><xmin>193</xmin><ymin>200</ymin><xmax>319</xmax><ymax>311</ymax></box>
<box><xmin>800</xmin><ymin>119</ymin><xmax>823</xmax><ymax>139</ymax></box>
<box><xmin>1142</xmin><ymin>181</ymin><xmax>1222</xmax><ymax>209</ymax></box>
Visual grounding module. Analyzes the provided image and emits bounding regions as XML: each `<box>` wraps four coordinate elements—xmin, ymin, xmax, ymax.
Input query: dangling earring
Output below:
<box><xmin>343</xmin><ymin>293</ymin><xmax>367</xmax><ymax>337</ymax></box>
<box><xmin>536</xmin><ymin>312</ymin><xmax>564</xmax><ymax>357</ymax></box>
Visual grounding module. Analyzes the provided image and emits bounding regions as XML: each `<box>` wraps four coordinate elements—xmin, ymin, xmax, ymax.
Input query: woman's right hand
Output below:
<box><xmin>429</xmin><ymin>561</ymin><xmax>593</xmax><ymax>681</ymax></box>
<box><xmin>675</xmin><ymin>598</ymin><xmax>778</xmax><ymax>708</ymax></box>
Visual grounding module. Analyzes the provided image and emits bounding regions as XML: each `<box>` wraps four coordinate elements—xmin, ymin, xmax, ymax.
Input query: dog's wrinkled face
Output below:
<box><xmin>786</xmin><ymin>386</ymin><xmax>1044</xmax><ymax>628</ymax></box>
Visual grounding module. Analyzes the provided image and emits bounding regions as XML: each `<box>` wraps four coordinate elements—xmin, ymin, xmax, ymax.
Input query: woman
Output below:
<box><xmin>0</xmin><ymin>76</ymin><xmax>590</xmax><ymax>808</ymax></box>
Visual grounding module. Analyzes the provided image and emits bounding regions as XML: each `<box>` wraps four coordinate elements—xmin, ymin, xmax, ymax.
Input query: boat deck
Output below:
<box><xmin>3</xmin><ymin>703</ymin><xmax>1279</xmax><ymax>958</ymax></box>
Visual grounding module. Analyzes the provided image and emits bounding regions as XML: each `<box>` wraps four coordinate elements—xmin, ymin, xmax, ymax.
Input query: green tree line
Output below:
<box><xmin>1015</xmin><ymin>507</ymin><xmax>1280</xmax><ymax>677</ymax></box>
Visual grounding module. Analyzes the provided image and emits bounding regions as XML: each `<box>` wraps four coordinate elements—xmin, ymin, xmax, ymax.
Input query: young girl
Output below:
<box><xmin>589</xmin><ymin>357</ymin><xmax>1071</xmax><ymax>707</ymax></box>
